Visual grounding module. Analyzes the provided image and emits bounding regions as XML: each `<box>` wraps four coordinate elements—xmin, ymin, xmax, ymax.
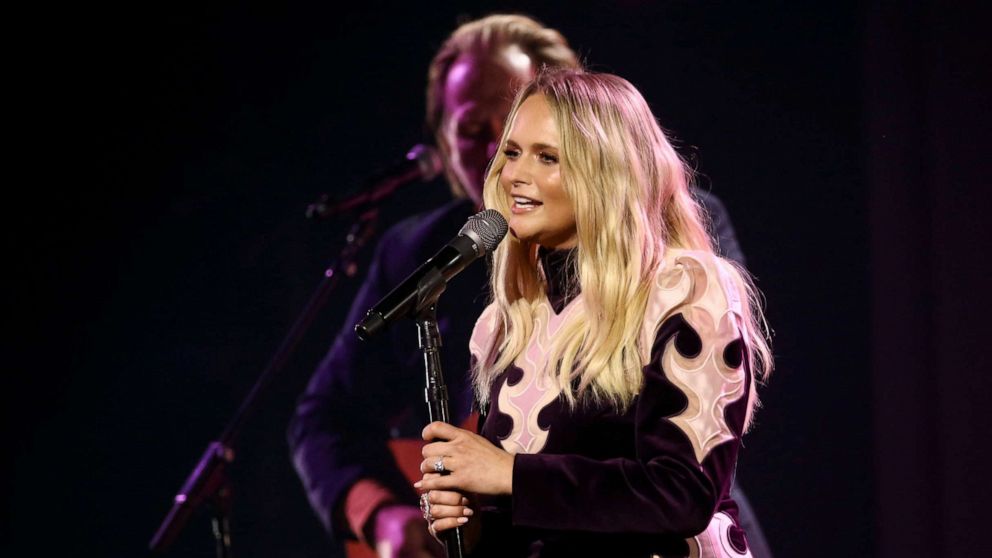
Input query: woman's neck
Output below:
<box><xmin>538</xmin><ymin>246</ymin><xmax>578</xmax><ymax>314</ymax></box>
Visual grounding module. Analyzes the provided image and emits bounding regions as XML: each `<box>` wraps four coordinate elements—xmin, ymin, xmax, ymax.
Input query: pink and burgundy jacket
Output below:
<box><xmin>469</xmin><ymin>247</ymin><xmax>755</xmax><ymax>558</ymax></box>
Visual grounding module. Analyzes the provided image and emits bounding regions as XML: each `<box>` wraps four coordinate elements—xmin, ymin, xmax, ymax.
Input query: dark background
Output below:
<box><xmin>5</xmin><ymin>1</ymin><xmax>989</xmax><ymax>557</ymax></box>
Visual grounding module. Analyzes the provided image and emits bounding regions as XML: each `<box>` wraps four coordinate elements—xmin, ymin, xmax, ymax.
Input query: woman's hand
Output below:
<box><xmin>414</xmin><ymin>421</ymin><xmax>514</xmax><ymax>496</ymax></box>
<box><xmin>419</xmin><ymin>485</ymin><xmax>482</xmax><ymax>550</ymax></box>
<box><xmin>419</xmin><ymin>484</ymin><xmax>473</xmax><ymax>536</ymax></box>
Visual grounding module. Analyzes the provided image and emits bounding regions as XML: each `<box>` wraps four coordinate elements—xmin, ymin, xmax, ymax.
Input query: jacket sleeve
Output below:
<box><xmin>286</xmin><ymin>224</ymin><xmax>420</xmax><ymax>542</ymax></box>
<box><xmin>509</xmin><ymin>252</ymin><xmax>752</xmax><ymax>537</ymax></box>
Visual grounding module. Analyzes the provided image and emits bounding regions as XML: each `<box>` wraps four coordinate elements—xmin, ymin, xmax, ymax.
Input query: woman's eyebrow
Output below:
<box><xmin>505</xmin><ymin>138</ymin><xmax>558</xmax><ymax>151</ymax></box>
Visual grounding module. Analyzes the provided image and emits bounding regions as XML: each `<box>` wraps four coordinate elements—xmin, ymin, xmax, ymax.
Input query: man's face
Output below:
<box><xmin>440</xmin><ymin>48</ymin><xmax>535</xmax><ymax>205</ymax></box>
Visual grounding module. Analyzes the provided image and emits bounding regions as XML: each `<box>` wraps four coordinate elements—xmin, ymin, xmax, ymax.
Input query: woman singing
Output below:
<box><xmin>414</xmin><ymin>69</ymin><xmax>773</xmax><ymax>558</ymax></box>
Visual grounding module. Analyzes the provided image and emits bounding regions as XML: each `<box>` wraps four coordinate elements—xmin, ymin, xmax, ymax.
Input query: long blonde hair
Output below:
<box><xmin>476</xmin><ymin>69</ymin><xmax>772</xmax><ymax>412</ymax></box>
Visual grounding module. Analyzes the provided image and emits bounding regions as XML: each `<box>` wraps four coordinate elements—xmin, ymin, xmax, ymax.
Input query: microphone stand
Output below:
<box><xmin>416</xmin><ymin>303</ymin><xmax>466</xmax><ymax>558</ymax></box>
<box><xmin>149</xmin><ymin>209</ymin><xmax>381</xmax><ymax>556</ymax></box>
<box><xmin>354</xmin><ymin>209</ymin><xmax>506</xmax><ymax>558</ymax></box>
<box><xmin>368</xmin><ymin>263</ymin><xmax>466</xmax><ymax>557</ymax></box>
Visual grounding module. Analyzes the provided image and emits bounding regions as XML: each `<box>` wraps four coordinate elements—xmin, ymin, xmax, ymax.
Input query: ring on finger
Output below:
<box><xmin>419</xmin><ymin>492</ymin><xmax>433</xmax><ymax>522</ymax></box>
<box><xmin>433</xmin><ymin>456</ymin><xmax>446</xmax><ymax>473</ymax></box>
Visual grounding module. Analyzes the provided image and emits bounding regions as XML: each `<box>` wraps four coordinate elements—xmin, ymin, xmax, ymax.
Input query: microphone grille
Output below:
<box><xmin>460</xmin><ymin>209</ymin><xmax>508</xmax><ymax>253</ymax></box>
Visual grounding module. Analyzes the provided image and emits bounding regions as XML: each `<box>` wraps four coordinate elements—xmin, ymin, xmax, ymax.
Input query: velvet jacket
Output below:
<box><xmin>468</xmin><ymin>248</ymin><xmax>754</xmax><ymax>558</ymax></box>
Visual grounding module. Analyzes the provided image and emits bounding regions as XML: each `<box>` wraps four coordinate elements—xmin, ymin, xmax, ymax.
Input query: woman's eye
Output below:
<box><xmin>503</xmin><ymin>148</ymin><xmax>520</xmax><ymax>159</ymax></box>
<box><xmin>539</xmin><ymin>152</ymin><xmax>559</xmax><ymax>164</ymax></box>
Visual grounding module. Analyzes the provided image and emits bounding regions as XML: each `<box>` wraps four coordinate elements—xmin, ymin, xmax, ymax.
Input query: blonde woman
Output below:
<box><xmin>415</xmin><ymin>69</ymin><xmax>773</xmax><ymax>557</ymax></box>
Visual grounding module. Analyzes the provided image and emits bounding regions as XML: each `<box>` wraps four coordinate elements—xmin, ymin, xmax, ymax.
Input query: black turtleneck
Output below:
<box><xmin>538</xmin><ymin>247</ymin><xmax>578</xmax><ymax>314</ymax></box>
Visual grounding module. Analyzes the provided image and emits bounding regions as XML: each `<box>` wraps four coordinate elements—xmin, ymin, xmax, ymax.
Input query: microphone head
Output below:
<box><xmin>406</xmin><ymin>144</ymin><xmax>444</xmax><ymax>182</ymax></box>
<box><xmin>460</xmin><ymin>209</ymin><xmax>508</xmax><ymax>254</ymax></box>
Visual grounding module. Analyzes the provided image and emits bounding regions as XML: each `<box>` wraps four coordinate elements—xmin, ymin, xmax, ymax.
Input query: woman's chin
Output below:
<box><xmin>509</xmin><ymin>227</ymin><xmax>543</xmax><ymax>247</ymax></box>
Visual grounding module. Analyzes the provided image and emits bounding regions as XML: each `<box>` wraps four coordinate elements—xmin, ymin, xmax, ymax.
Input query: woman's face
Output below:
<box><xmin>500</xmin><ymin>94</ymin><xmax>577</xmax><ymax>250</ymax></box>
<box><xmin>441</xmin><ymin>48</ymin><xmax>535</xmax><ymax>205</ymax></box>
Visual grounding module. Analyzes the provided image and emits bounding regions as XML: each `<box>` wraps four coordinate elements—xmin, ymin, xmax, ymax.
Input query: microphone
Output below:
<box><xmin>306</xmin><ymin>144</ymin><xmax>444</xmax><ymax>218</ymax></box>
<box><xmin>355</xmin><ymin>209</ymin><xmax>508</xmax><ymax>340</ymax></box>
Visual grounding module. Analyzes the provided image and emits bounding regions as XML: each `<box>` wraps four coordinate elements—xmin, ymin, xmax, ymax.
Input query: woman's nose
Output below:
<box><xmin>503</xmin><ymin>159</ymin><xmax>532</xmax><ymax>188</ymax></box>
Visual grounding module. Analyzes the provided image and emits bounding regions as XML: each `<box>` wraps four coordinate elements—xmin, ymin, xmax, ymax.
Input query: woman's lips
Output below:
<box><xmin>511</xmin><ymin>196</ymin><xmax>542</xmax><ymax>214</ymax></box>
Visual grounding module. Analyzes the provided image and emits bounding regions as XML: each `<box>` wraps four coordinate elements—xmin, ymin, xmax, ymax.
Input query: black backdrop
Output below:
<box><xmin>5</xmin><ymin>2</ymin><xmax>989</xmax><ymax>557</ymax></box>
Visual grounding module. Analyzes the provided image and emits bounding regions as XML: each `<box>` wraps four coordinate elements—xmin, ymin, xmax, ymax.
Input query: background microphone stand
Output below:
<box><xmin>149</xmin><ymin>208</ymin><xmax>381</xmax><ymax>556</ymax></box>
